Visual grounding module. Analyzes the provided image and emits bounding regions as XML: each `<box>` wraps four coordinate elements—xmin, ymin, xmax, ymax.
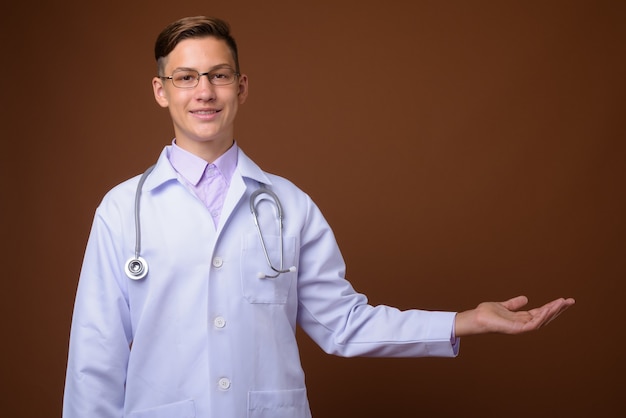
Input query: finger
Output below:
<box><xmin>527</xmin><ymin>298</ymin><xmax>567</xmax><ymax>317</ymax></box>
<box><xmin>543</xmin><ymin>310</ymin><xmax>562</xmax><ymax>327</ymax></box>
<box><xmin>528</xmin><ymin>299</ymin><xmax>571</xmax><ymax>329</ymax></box>
<box><xmin>500</xmin><ymin>295</ymin><xmax>529</xmax><ymax>312</ymax></box>
<box><xmin>542</xmin><ymin>301</ymin><xmax>574</xmax><ymax>327</ymax></box>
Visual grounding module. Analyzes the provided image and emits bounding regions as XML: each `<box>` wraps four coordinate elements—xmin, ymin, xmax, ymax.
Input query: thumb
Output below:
<box><xmin>501</xmin><ymin>295</ymin><xmax>529</xmax><ymax>311</ymax></box>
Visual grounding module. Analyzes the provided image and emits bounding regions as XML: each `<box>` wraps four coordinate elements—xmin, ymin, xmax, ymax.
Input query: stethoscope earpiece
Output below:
<box><xmin>125</xmin><ymin>256</ymin><xmax>148</xmax><ymax>280</ymax></box>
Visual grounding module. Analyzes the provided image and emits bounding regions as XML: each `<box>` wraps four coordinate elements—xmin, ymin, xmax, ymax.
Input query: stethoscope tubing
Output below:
<box><xmin>124</xmin><ymin>165</ymin><xmax>155</xmax><ymax>280</ymax></box>
<box><xmin>125</xmin><ymin>165</ymin><xmax>295</xmax><ymax>280</ymax></box>
<box><xmin>249</xmin><ymin>188</ymin><xmax>293</xmax><ymax>278</ymax></box>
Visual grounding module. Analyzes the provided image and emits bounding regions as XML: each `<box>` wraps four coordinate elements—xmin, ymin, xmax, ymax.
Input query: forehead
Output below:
<box><xmin>163</xmin><ymin>36</ymin><xmax>235</xmax><ymax>71</ymax></box>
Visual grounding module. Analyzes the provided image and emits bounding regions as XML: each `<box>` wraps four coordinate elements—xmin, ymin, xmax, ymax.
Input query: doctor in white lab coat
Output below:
<box><xmin>63</xmin><ymin>16</ymin><xmax>575</xmax><ymax>418</ymax></box>
<box><xmin>65</xmin><ymin>144</ymin><xmax>460</xmax><ymax>417</ymax></box>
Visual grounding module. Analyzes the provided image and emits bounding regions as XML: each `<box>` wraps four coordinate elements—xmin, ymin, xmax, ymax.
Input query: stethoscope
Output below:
<box><xmin>124</xmin><ymin>165</ymin><xmax>296</xmax><ymax>280</ymax></box>
<box><xmin>124</xmin><ymin>165</ymin><xmax>155</xmax><ymax>280</ymax></box>
<box><xmin>249</xmin><ymin>187</ymin><xmax>297</xmax><ymax>279</ymax></box>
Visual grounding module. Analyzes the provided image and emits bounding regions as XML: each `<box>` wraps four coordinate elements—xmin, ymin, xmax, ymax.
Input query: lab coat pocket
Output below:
<box><xmin>241</xmin><ymin>232</ymin><xmax>296</xmax><ymax>304</ymax></box>
<box><xmin>248</xmin><ymin>388</ymin><xmax>311</xmax><ymax>418</ymax></box>
<box><xmin>127</xmin><ymin>399</ymin><xmax>195</xmax><ymax>418</ymax></box>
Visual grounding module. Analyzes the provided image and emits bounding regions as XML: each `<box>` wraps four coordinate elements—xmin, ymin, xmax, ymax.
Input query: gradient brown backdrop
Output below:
<box><xmin>2</xmin><ymin>1</ymin><xmax>624</xmax><ymax>417</ymax></box>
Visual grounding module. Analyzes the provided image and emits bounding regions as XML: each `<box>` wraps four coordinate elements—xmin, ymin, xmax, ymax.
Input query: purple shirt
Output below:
<box><xmin>167</xmin><ymin>140</ymin><xmax>238</xmax><ymax>228</ymax></box>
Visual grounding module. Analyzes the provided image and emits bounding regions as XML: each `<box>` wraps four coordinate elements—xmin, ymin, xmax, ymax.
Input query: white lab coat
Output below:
<box><xmin>64</xmin><ymin>146</ymin><xmax>459</xmax><ymax>418</ymax></box>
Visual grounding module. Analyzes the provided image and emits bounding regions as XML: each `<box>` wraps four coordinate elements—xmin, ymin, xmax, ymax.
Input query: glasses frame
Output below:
<box><xmin>159</xmin><ymin>68</ymin><xmax>241</xmax><ymax>89</ymax></box>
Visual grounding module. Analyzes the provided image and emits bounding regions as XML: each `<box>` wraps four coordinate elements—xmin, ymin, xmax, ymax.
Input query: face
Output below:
<box><xmin>152</xmin><ymin>36</ymin><xmax>248</xmax><ymax>160</ymax></box>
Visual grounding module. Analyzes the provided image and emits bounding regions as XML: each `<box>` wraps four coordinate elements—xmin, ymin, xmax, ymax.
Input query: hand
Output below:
<box><xmin>454</xmin><ymin>295</ymin><xmax>575</xmax><ymax>337</ymax></box>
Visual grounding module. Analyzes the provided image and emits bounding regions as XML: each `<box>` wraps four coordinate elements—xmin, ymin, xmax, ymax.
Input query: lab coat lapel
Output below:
<box><xmin>215</xmin><ymin>149</ymin><xmax>271</xmax><ymax>235</ymax></box>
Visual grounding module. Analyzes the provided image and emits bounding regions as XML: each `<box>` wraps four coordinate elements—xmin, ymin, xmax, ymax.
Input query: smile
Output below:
<box><xmin>192</xmin><ymin>109</ymin><xmax>220</xmax><ymax>115</ymax></box>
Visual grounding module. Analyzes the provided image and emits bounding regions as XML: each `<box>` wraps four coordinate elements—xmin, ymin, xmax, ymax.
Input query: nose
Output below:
<box><xmin>195</xmin><ymin>73</ymin><xmax>216</xmax><ymax>100</ymax></box>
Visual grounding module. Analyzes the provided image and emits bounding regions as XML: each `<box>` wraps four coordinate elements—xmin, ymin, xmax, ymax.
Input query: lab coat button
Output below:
<box><xmin>212</xmin><ymin>257</ymin><xmax>223</xmax><ymax>268</ymax></box>
<box><xmin>214</xmin><ymin>316</ymin><xmax>226</xmax><ymax>328</ymax></box>
<box><xmin>218</xmin><ymin>377</ymin><xmax>231</xmax><ymax>390</ymax></box>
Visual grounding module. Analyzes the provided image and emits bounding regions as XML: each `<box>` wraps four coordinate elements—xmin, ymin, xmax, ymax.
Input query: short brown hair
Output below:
<box><xmin>154</xmin><ymin>16</ymin><xmax>240</xmax><ymax>74</ymax></box>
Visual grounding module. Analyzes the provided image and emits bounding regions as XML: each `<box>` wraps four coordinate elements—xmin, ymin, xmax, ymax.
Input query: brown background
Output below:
<box><xmin>2</xmin><ymin>1</ymin><xmax>625</xmax><ymax>417</ymax></box>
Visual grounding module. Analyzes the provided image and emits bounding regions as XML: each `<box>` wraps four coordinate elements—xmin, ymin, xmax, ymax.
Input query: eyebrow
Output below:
<box><xmin>171</xmin><ymin>64</ymin><xmax>235</xmax><ymax>73</ymax></box>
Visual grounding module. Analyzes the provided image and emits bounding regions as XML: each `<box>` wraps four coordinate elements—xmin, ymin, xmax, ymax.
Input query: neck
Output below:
<box><xmin>176</xmin><ymin>137</ymin><xmax>234</xmax><ymax>163</ymax></box>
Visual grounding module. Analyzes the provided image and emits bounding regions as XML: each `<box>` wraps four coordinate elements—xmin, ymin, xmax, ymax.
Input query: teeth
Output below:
<box><xmin>194</xmin><ymin>110</ymin><xmax>216</xmax><ymax>114</ymax></box>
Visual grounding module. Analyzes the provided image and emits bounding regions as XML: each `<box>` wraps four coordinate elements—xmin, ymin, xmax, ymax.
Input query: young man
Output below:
<box><xmin>63</xmin><ymin>16</ymin><xmax>574</xmax><ymax>418</ymax></box>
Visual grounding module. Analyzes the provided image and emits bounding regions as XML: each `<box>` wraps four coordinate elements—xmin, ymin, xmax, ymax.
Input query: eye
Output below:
<box><xmin>175</xmin><ymin>71</ymin><xmax>196</xmax><ymax>82</ymax></box>
<box><xmin>210</xmin><ymin>71</ymin><xmax>230</xmax><ymax>80</ymax></box>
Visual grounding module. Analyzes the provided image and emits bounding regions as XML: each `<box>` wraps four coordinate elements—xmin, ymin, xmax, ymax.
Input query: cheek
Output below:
<box><xmin>167</xmin><ymin>95</ymin><xmax>191</xmax><ymax>112</ymax></box>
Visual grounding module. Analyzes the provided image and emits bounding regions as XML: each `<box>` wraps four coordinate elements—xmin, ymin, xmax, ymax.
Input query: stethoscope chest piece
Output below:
<box><xmin>125</xmin><ymin>256</ymin><xmax>148</xmax><ymax>280</ymax></box>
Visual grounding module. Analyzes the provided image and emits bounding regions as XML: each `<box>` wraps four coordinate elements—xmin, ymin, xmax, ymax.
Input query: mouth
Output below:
<box><xmin>191</xmin><ymin>109</ymin><xmax>221</xmax><ymax>118</ymax></box>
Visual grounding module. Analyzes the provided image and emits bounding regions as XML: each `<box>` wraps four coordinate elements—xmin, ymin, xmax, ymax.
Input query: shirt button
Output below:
<box><xmin>218</xmin><ymin>377</ymin><xmax>231</xmax><ymax>390</ymax></box>
<box><xmin>214</xmin><ymin>316</ymin><xmax>226</xmax><ymax>328</ymax></box>
<box><xmin>212</xmin><ymin>257</ymin><xmax>223</xmax><ymax>268</ymax></box>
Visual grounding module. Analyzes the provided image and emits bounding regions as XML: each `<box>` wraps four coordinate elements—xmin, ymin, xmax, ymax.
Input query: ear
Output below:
<box><xmin>237</xmin><ymin>74</ymin><xmax>249</xmax><ymax>104</ymax></box>
<box><xmin>152</xmin><ymin>76</ymin><xmax>169</xmax><ymax>108</ymax></box>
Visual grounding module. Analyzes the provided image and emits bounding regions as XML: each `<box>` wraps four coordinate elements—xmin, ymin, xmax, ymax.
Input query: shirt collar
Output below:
<box><xmin>168</xmin><ymin>139</ymin><xmax>239</xmax><ymax>186</ymax></box>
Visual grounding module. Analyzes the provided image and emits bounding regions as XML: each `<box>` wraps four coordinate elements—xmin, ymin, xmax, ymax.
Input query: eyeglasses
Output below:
<box><xmin>160</xmin><ymin>68</ymin><xmax>240</xmax><ymax>88</ymax></box>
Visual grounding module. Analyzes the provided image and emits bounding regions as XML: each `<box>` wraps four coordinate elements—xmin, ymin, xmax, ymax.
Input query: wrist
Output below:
<box><xmin>454</xmin><ymin>309</ymin><xmax>480</xmax><ymax>337</ymax></box>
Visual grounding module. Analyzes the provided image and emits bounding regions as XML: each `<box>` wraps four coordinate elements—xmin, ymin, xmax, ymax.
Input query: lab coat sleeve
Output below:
<box><xmin>295</xmin><ymin>195</ymin><xmax>459</xmax><ymax>358</ymax></box>
<box><xmin>63</xmin><ymin>206</ymin><xmax>132</xmax><ymax>418</ymax></box>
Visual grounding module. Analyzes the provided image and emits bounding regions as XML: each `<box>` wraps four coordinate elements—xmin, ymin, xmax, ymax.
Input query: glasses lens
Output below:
<box><xmin>209</xmin><ymin>68</ymin><xmax>237</xmax><ymax>85</ymax></box>
<box><xmin>168</xmin><ymin>68</ymin><xmax>239</xmax><ymax>88</ymax></box>
<box><xmin>171</xmin><ymin>70</ymin><xmax>199</xmax><ymax>88</ymax></box>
